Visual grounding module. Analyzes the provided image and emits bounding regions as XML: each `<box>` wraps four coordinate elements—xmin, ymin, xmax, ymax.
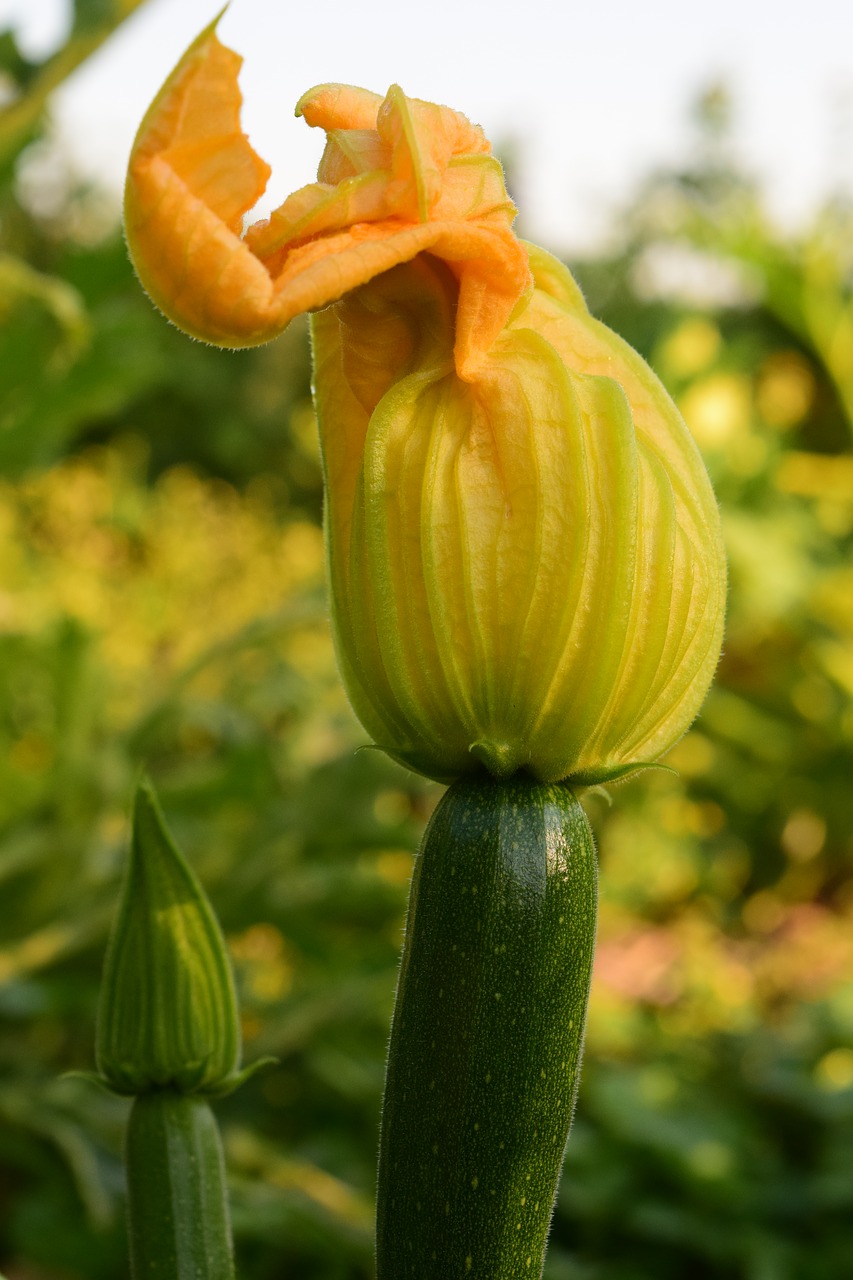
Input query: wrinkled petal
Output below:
<box><xmin>125</xmin><ymin>18</ymin><xmax>530</xmax><ymax>374</ymax></box>
<box><xmin>126</xmin><ymin>20</ymin><xmax>726</xmax><ymax>786</ymax></box>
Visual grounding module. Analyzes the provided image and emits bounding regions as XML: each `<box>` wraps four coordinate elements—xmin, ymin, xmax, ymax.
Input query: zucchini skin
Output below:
<box><xmin>125</xmin><ymin>1091</ymin><xmax>235</xmax><ymax>1280</ymax></box>
<box><xmin>376</xmin><ymin>775</ymin><xmax>597</xmax><ymax>1280</ymax></box>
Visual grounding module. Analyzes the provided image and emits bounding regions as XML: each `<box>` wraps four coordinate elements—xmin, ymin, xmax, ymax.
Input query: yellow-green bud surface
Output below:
<box><xmin>315</xmin><ymin>248</ymin><xmax>725</xmax><ymax>785</ymax></box>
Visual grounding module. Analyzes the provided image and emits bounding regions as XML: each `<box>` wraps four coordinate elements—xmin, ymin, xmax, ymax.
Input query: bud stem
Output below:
<box><xmin>126</xmin><ymin>1090</ymin><xmax>235</xmax><ymax>1280</ymax></box>
<box><xmin>376</xmin><ymin>775</ymin><xmax>598</xmax><ymax>1279</ymax></box>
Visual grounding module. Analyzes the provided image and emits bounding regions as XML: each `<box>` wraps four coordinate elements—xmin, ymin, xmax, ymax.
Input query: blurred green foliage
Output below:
<box><xmin>1</xmin><ymin>20</ymin><xmax>852</xmax><ymax>1280</ymax></box>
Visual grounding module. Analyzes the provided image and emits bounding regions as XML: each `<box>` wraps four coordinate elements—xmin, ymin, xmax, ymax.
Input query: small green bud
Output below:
<box><xmin>96</xmin><ymin>778</ymin><xmax>241</xmax><ymax>1095</ymax></box>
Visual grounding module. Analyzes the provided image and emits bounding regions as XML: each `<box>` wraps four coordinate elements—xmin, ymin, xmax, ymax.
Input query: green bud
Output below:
<box><xmin>96</xmin><ymin>778</ymin><xmax>241</xmax><ymax>1095</ymax></box>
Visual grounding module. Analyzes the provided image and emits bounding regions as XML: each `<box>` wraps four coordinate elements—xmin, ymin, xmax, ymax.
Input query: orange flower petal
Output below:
<box><xmin>125</xmin><ymin>17</ymin><xmax>531</xmax><ymax>371</ymax></box>
<box><xmin>295</xmin><ymin>83</ymin><xmax>384</xmax><ymax>133</ymax></box>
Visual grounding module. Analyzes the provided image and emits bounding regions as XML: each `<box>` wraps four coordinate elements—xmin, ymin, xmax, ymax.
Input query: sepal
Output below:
<box><xmin>203</xmin><ymin>1056</ymin><xmax>280</xmax><ymax>1099</ymax></box>
<box><xmin>565</xmin><ymin>761</ymin><xmax>680</xmax><ymax>787</ymax></box>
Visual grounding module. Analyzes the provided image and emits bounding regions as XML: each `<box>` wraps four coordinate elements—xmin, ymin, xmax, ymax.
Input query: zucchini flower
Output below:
<box><xmin>126</xmin><ymin>20</ymin><xmax>725</xmax><ymax>786</ymax></box>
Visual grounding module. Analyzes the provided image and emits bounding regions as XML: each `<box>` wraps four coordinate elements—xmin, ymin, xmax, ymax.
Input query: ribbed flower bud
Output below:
<box><xmin>96</xmin><ymin>779</ymin><xmax>241</xmax><ymax>1094</ymax></box>
<box><xmin>314</xmin><ymin>250</ymin><xmax>725</xmax><ymax>784</ymax></box>
<box><xmin>125</xmin><ymin>20</ymin><xmax>726</xmax><ymax>787</ymax></box>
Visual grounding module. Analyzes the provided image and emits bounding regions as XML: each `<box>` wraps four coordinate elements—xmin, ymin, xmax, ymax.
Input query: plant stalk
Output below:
<box><xmin>376</xmin><ymin>774</ymin><xmax>598</xmax><ymax>1279</ymax></box>
<box><xmin>125</xmin><ymin>1090</ymin><xmax>235</xmax><ymax>1280</ymax></box>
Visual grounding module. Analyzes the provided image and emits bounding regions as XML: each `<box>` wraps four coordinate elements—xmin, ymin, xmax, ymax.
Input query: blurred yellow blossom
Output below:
<box><xmin>679</xmin><ymin>372</ymin><xmax>751</xmax><ymax>448</ymax></box>
<box><xmin>0</xmin><ymin>443</ymin><xmax>329</xmax><ymax>727</ymax></box>
<box><xmin>658</xmin><ymin>317</ymin><xmax>722</xmax><ymax>381</ymax></box>
<box><xmin>757</xmin><ymin>351</ymin><xmax>816</xmax><ymax>430</ymax></box>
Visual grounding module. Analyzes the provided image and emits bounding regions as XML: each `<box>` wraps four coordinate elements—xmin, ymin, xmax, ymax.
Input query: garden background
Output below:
<box><xmin>1</xmin><ymin>3</ymin><xmax>852</xmax><ymax>1278</ymax></box>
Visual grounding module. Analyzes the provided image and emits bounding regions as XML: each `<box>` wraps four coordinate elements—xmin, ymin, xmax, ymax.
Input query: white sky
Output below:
<box><xmin>3</xmin><ymin>0</ymin><xmax>853</xmax><ymax>252</ymax></box>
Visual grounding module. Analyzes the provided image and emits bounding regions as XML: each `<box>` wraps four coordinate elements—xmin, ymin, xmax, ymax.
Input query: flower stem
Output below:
<box><xmin>376</xmin><ymin>775</ymin><xmax>597</xmax><ymax>1279</ymax></box>
<box><xmin>94</xmin><ymin>779</ymin><xmax>248</xmax><ymax>1280</ymax></box>
<box><xmin>125</xmin><ymin>1090</ymin><xmax>235</xmax><ymax>1280</ymax></box>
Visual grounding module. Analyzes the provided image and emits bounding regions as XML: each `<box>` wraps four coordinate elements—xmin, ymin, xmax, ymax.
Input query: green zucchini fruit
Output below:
<box><xmin>125</xmin><ymin>1090</ymin><xmax>235</xmax><ymax>1280</ymax></box>
<box><xmin>376</xmin><ymin>775</ymin><xmax>597</xmax><ymax>1279</ymax></box>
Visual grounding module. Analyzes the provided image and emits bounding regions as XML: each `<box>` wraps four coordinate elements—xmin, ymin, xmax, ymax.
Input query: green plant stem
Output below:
<box><xmin>376</xmin><ymin>775</ymin><xmax>598</xmax><ymax>1280</ymax></box>
<box><xmin>125</xmin><ymin>1090</ymin><xmax>235</xmax><ymax>1280</ymax></box>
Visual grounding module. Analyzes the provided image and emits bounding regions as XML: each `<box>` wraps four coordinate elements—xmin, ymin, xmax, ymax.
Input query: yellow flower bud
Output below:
<box><xmin>125</xmin><ymin>20</ymin><xmax>726</xmax><ymax>786</ymax></box>
<box><xmin>314</xmin><ymin>249</ymin><xmax>725</xmax><ymax>784</ymax></box>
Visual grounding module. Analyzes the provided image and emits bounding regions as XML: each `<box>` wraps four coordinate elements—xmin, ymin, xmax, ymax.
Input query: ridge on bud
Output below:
<box><xmin>96</xmin><ymin>779</ymin><xmax>241</xmax><ymax>1095</ymax></box>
